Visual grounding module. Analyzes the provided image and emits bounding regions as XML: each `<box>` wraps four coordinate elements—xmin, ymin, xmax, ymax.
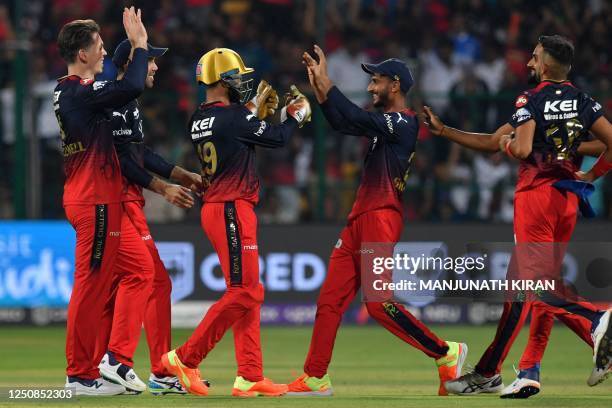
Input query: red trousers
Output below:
<box><xmin>122</xmin><ymin>201</ymin><xmax>173</xmax><ymax>375</ymax></box>
<box><xmin>476</xmin><ymin>185</ymin><xmax>599</xmax><ymax>376</ymax></box>
<box><xmin>304</xmin><ymin>209</ymin><xmax>449</xmax><ymax>378</ymax></box>
<box><xmin>65</xmin><ymin>202</ymin><xmax>152</xmax><ymax>379</ymax></box>
<box><xmin>177</xmin><ymin>200</ymin><xmax>264</xmax><ymax>381</ymax></box>
<box><xmin>95</xmin><ymin>202</ymin><xmax>155</xmax><ymax>369</ymax></box>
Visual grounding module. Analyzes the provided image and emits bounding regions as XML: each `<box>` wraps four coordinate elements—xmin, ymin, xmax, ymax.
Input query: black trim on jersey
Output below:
<box><xmin>224</xmin><ymin>202</ymin><xmax>242</xmax><ymax>286</ymax></box>
<box><xmin>90</xmin><ymin>204</ymin><xmax>108</xmax><ymax>271</ymax></box>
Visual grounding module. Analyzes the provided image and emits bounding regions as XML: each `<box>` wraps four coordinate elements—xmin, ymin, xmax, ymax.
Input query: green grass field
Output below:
<box><xmin>0</xmin><ymin>325</ymin><xmax>610</xmax><ymax>407</ymax></box>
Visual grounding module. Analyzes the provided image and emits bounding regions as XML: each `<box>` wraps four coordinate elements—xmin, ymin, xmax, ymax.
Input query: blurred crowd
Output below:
<box><xmin>0</xmin><ymin>0</ymin><xmax>611</xmax><ymax>223</ymax></box>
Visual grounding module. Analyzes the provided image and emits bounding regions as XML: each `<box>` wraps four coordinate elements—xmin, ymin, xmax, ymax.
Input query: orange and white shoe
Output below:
<box><xmin>231</xmin><ymin>376</ymin><xmax>288</xmax><ymax>397</ymax></box>
<box><xmin>286</xmin><ymin>373</ymin><xmax>334</xmax><ymax>396</ymax></box>
<box><xmin>160</xmin><ymin>350</ymin><xmax>209</xmax><ymax>396</ymax></box>
<box><xmin>436</xmin><ymin>342</ymin><xmax>468</xmax><ymax>396</ymax></box>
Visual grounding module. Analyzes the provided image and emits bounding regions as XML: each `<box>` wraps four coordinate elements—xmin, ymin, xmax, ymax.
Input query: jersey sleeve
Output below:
<box><xmin>581</xmin><ymin>94</ymin><xmax>605</xmax><ymax>130</ymax></box>
<box><xmin>235</xmin><ymin>107</ymin><xmax>298</xmax><ymax>148</ymax></box>
<box><xmin>143</xmin><ymin>146</ymin><xmax>174</xmax><ymax>179</ymax></box>
<box><xmin>319</xmin><ymin>98</ymin><xmax>362</xmax><ymax>135</ymax></box>
<box><xmin>81</xmin><ymin>48</ymin><xmax>148</xmax><ymax>110</ymax></box>
<box><xmin>508</xmin><ymin>92</ymin><xmax>536</xmax><ymax>128</ymax></box>
<box><xmin>117</xmin><ymin>146</ymin><xmax>153</xmax><ymax>189</ymax></box>
<box><xmin>323</xmin><ymin>86</ymin><xmax>401</xmax><ymax>141</ymax></box>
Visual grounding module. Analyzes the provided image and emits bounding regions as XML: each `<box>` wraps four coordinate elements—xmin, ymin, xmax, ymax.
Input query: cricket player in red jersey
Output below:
<box><xmin>95</xmin><ymin>39</ymin><xmax>204</xmax><ymax>395</ymax></box>
<box><xmin>53</xmin><ymin>8</ymin><xmax>153</xmax><ymax>396</ymax></box>
<box><xmin>161</xmin><ymin>48</ymin><xmax>310</xmax><ymax>397</ymax></box>
<box><xmin>422</xmin><ymin>35</ymin><xmax>612</xmax><ymax>397</ymax></box>
<box><xmin>285</xmin><ymin>45</ymin><xmax>468</xmax><ymax>397</ymax></box>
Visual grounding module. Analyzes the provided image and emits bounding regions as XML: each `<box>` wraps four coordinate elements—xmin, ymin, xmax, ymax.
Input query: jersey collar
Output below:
<box><xmin>534</xmin><ymin>79</ymin><xmax>575</xmax><ymax>92</ymax></box>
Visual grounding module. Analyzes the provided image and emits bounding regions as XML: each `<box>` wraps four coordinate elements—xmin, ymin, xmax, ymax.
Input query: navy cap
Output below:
<box><xmin>361</xmin><ymin>58</ymin><xmax>414</xmax><ymax>93</ymax></box>
<box><xmin>112</xmin><ymin>39</ymin><xmax>168</xmax><ymax>68</ymax></box>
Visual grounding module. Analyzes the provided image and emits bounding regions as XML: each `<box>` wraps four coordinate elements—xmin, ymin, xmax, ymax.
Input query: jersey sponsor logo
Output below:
<box><xmin>108</xmin><ymin>231</ymin><xmax>120</xmax><ymax>237</ymax></box>
<box><xmin>335</xmin><ymin>238</ymin><xmax>342</xmax><ymax>249</ymax></box>
<box><xmin>543</xmin><ymin>99</ymin><xmax>577</xmax><ymax>113</ymax></box>
<box><xmin>246</xmin><ymin>113</ymin><xmax>255</xmax><ymax>121</ymax></box>
<box><xmin>254</xmin><ymin>120</ymin><xmax>267</xmax><ymax>136</ymax></box>
<box><xmin>515</xmin><ymin>95</ymin><xmax>528</xmax><ymax>108</ymax></box>
<box><xmin>133</xmin><ymin>107</ymin><xmax>140</xmax><ymax>119</ymax></box>
<box><xmin>112</xmin><ymin>128</ymin><xmax>132</xmax><ymax>136</ymax></box>
<box><xmin>80</xmin><ymin>78</ymin><xmax>94</xmax><ymax>86</ymax></box>
<box><xmin>113</xmin><ymin>111</ymin><xmax>128</xmax><ymax>122</ymax></box>
<box><xmin>396</xmin><ymin>112</ymin><xmax>408</xmax><ymax>124</ymax></box>
<box><xmin>92</xmin><ymin>80</ymin><xmax>108</xmax><ymax>90</ymax></box>
<box><xmin>243</xmin><ymin>244</ymin><xmax>258</xmax><ymax>250</ymax></box>
<box><xmin>384</xmin><ymin>113</ymin><xmax>394</xmax><ymax>133</ymax></box>
<box><xmin>191</xmin><ymin>117</ymin><xmax>215</xmax><ymax>139</ymax></box>
<box><xmin>512</xmin><ymin>107</ymin><xmax>532</xmax><ymax>123</ymax></box>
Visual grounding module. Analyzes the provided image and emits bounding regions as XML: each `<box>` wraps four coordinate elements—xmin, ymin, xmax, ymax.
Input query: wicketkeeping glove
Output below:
<box><xmin>247</xmin><ymin>80</ymin><xmax>280</xmax><ymax>120</ymax></box>
<box><xmin>281</xmin><ymin>85</ymin><xmax>312</xmax><ymax>128</ymax></box>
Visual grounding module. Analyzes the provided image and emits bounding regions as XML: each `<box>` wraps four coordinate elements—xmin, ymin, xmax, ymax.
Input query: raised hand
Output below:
<box><xmin>302</xmin><ymin>45</ymin><xmax>332</xmax><ymax>103</ymax></box>
<box><xmin>421</xmin><ymin>106</ymin><xmax>446</xmax><ymax>136</ymax></box>
<box><xmin>123</xmin><ymin>6</ymin><xmax>147</xmax><ymax>49</ymax></box>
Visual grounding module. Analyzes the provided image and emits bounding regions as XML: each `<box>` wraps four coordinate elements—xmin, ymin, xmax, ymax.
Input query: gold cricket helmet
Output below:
<box><xmin>196</xmin><ymin>48</ymin><xmax>254</xmax><ymax>84</ymax></box>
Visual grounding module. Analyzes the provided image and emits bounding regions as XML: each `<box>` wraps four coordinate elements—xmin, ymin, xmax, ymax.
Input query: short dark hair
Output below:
<box><xmin>57</xmin><ymin>19</ymin><xmax>100</xmax><ymax>64</ymax></box>
<box><xmin>538</xmin><ymin>35</ymin><xmax>574</xmax><ymax>67</ymax></box>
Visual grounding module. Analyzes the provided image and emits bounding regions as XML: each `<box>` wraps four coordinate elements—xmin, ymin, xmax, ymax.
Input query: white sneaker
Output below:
<box><xmin>148</xmin><ymin>374</ymin><xmax>187</xmax><ymax>395</ymax></box>
<box><xmin>500</xmin><ymin>365</ymin><xmax>540</xmax><ymax>399</ymax></box>
<box><xmin>588</xmin><ymin>309</ymin><xmax>612</xmax><ymax>386</ymax></box>
<box><xmin>98</xmin><ymin>352</ymin><xmax>146</xmax><ymax>393</ymax></box>
<box><xmin>444</xmin><ymin>372</ymin><xmax>504</xmax><ymax>395</ymax></box>
<box><xmin>500</xmin><ymin>377</ymin><xmax>540</xmax><ymax>399</ymax></box>
<box><xmin>65</xmin><ymin>376</ymin><xmax>125</xmax><ymax>396</ymax></box>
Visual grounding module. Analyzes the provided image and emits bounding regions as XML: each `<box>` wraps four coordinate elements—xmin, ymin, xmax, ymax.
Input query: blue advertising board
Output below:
<box><xmin>0</xmin><ymin>221</ymin><xmax>76</xmax><ymax>307</ymax></box>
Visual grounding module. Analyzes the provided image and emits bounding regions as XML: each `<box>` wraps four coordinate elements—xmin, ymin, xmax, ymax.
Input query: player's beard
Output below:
<box><xmin>528</xmin><ymin>69</ymin><xmax>540</xmax><ymax>85</ymax></box>
<box><xmin>373</xmin><ymin>89</ymin><xmax>389</xmax><ymax>108</ymax></box>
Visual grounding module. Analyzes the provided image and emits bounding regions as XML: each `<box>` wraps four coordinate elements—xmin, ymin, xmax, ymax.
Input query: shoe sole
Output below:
<box><xmin>99</xmin><ymin>365</ymin><xmax>145</xmax><ymax>393</ymax></box>
<box><xmin>66</xmin><ymin>384</ymin><xmax>125</xmax><ymax>396</ymax></box>
<box><xmin>500</xmin><ymin>385</ymin><xmax>540</xmax><ymax>399</ymax></box>
<box><xmin>285</xmin><ymin>389</ymin><xmax>334</xmax><ymax>397</ymax></box>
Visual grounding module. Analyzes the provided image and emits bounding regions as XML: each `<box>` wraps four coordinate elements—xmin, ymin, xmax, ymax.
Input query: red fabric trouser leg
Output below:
<box><xmin>121</xmin><ymin>201</ymin><xmax>174</xmax><ymax>376</ymax></box>
<box><xmin>65</xmin><ymin>203</ymin><xmax>122</xmax><ymax>380</ymax></box>
<box><xmin>518</xmin><ymin>301</ymin><xmax>593</xmax><ymax>369</ymax></box>
<box><xmin>476</xmin><ymin>185</ymin><xmax>600</xmax><ymax>376</ymax></box>
<box><xmin>176</xmin><ymin>200</ymin><xmax>264</xmax><ymax>381</ymax></box>
<box><xmin>304</xmin><ymin>209</ymin><xmax>449</xmax><ymax>378</ymax></box>
<box><xmin>100</xmin><ymin>202</ymin><xmax>155</xmax><ymax>367</ymax></box>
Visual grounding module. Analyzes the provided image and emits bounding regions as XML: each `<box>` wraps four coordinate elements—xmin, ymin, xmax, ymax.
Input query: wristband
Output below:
<box><xmin>592</xmin><ymin>153</ymin><xmax>612</xmax><ymax>178</ymax></box>
<box><xmin>504</xmin><ymin>139</ymin><xmax>516</xmax><ymax>159</ymax></box>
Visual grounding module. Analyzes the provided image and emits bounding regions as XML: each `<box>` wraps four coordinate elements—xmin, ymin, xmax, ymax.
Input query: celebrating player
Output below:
<box><xmin>423</xmin><ymin>35</ymin><xmax>612</xmax><ymax>396</ymax></box>
<box><xmin>54</xmin><ymin>7</ymin><xmax>153</xmax><ymax>396</ymax></box>
<box><xmin>285</xmin><ymin>45</ymin><xmax>468</xmax><ymax>397</ymax></box>
<box><xmin>161</xmin><ymin>48</ymin><xmax>310</xmax><ymax>397</ymax></box>
<box><xmin>95</xmin><ymin>38</ymin><xmax>203</xmax><ymax>395</ymax></box>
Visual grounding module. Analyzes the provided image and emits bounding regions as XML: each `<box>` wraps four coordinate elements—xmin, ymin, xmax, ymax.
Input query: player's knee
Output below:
<box><xmin>229</xmin><ymin>284</ymin><xmax>263</xmax><ymax>307</ymax></box>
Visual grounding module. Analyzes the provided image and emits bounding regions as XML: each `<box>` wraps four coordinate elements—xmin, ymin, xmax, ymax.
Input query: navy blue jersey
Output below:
<box><xmin>188</xmin><ymin>101</ymin><xmax>298</xmax><ymax>204</ymax></box>
<box><xmin>508</xmin><ymin>80</ymin><xmax>604</xmax><ymax>192</ymax></box>
<box><xmin>112</xmin><ymin>99</ymin><xmax>174</xmax><ymax>202</ymax></box>
<box><xmin>320</xmin><ymin>86</ymin><xmax>418</xmax><ymax>221</ymax></box>
<box><xmin>53</xmin><ymin>48</ymin><xmax>148</xmax><ymax>205</ymax></box>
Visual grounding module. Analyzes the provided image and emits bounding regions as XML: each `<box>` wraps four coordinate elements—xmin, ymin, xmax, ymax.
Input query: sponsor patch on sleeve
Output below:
<box><xmin>515</xmin><ymin>94</ymin><xmax>529</xmax><ymax>108</ymax></box>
